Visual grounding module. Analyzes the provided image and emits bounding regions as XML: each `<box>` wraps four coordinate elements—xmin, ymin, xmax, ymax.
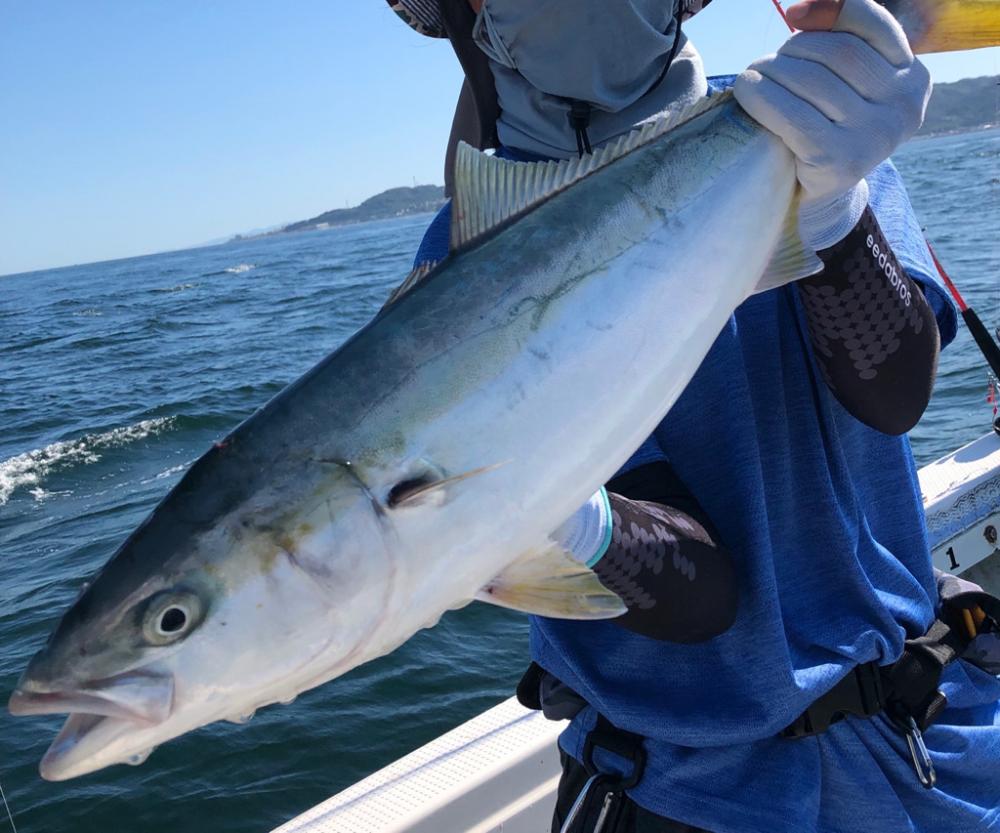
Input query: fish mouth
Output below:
<box><xmin>8</xmin><ymin>670</ymin><xmax>174</xmax><ymax>781</ymax></box>
<box><xmin>9</xmin><ymin>670</ymin><xmax>174</xmax><ymax>724</ymax></box>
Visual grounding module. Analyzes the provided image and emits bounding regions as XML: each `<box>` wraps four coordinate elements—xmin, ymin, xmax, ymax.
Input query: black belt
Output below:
<box><xmin>781</xmin><ymin>610</ymin><xmax>990</xmax><ymax>789</ymax></box>
<box><xmin>781</xmin><ymin>660</ymin><xmax>888</xmax><ymax>738</ymax></box>
<box><xmin>520</xmin><ymin>574</ymin><xmax>1000</xmax><ymax>798</ymax></box>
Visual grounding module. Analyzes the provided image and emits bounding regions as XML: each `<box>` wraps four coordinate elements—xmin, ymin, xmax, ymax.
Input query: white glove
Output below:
<box><xmin>552</xmin><ymin>488</ymin><xmax>612</xmax><ymax>568</ymax></box>
<box><xmin>734</xmin><ymin>0</ymin><xmax>931</xmax><ymax>252</ymax></box>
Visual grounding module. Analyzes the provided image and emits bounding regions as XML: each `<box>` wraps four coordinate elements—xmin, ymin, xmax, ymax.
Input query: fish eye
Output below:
<box><xmin>142</xmin><ymin>590</ymin><xmax>204</xmax><ymax>646</ymax></box>
<box><xmin>159</xmin><ymin>607</ymin><xmax>187</xmax><ymax>633</ymax></box>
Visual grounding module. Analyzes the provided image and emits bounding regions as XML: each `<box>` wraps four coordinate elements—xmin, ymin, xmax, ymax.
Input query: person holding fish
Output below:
<box><xmin>10</xmin><ymin>0</ymin><xmax>1000</xmax><ymax>823</ymax></box>
<box><xmin>390</xmin><ymin>0</ymin><xmax>1000</xmax><ymax>830</ymax></box>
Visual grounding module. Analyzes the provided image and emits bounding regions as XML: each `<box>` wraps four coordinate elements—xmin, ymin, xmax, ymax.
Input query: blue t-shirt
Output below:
<box><xmin>412</xmin><ymin>86</ymin><xmax>1000</xmax><ymax>833</ymax></box>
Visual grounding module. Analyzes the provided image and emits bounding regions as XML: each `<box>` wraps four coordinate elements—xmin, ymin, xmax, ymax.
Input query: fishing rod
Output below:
<box><xmin>926</xmin><ymin>242</ymin><xmax>1000</xmax><ymax>381</ymax></box>
<box><xmin>925</xmin><ymin>241</ymin><xmax>1000</xmax><ymax>436</ymax></box>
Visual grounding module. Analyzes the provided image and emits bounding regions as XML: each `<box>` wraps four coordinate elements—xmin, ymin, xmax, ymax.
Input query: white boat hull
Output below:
<box><xmin>272</xmin><ymin>697</ymin><xmax>562</xmax><ymax>833</ymax></box>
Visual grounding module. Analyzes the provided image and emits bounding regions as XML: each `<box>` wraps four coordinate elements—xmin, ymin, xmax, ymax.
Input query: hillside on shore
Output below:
<box><xmin>280</xmin><ymin>185</ymin><xmax>445</xmax><ymax>235</ymax></box>
<box><xmin>917</xmin><ymin>75</ymin><xmax>999</xmax><ymax>135</ymax></box>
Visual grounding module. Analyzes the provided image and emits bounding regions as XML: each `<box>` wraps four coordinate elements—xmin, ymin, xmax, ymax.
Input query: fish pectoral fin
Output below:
<box><xmin>449</xmin><ymin>92</ymin><xmax>731</xmax><ymax>252</ymax></box>
<box><xmin>388</xmin><ymin>461</ymin><xmax>509</xmax><ymax>508</ymax></box>
<box><xmin>754</xmin><ymin>190</ymin><xmax>824</xmax><ymax>295</ymax></box>
<box><xmin>476</xmin><ymin>541</ymin><xmax>627</xmax><ymax>620</ymax></box>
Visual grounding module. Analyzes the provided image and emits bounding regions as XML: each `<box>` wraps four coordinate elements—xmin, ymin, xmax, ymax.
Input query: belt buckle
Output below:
<box><xmin>781</xmin><ymin>662</ymin><xmax>886</xmax><ymax>739</ymax></box>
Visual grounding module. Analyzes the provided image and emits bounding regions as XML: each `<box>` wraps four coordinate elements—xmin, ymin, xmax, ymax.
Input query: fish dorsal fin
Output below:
<box><xmin>450</xmin><ymin>91</ymin><xmax>732</xmax><ymax>251</ymax></box>
<box><xmin>382</xmin><ymin>93</ymin><xmax>733</xmax><ymax>309</ymax></box>
<box><xmin>476</xmin><ymin>540</ymin><xmax>626</xmax><ymax>620</ymax></box>
<box><xmin>380</xmin><ymin>259</ymin><xmax>439</xmax><ymax>310</ymax></box>
<box><xmin>753</xmin><ymin>189</ymin><xmax>824</xmax><ymax>295</ymax></box>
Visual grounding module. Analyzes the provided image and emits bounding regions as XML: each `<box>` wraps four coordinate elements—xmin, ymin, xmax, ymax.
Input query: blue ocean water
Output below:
<box><xmin>0</xmin><ymin>128</ymin><xmax>997</xmax><ymax>832</ymax></box>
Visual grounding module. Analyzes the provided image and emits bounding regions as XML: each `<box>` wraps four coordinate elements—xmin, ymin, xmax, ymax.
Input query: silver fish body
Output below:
<box><xmin>11</xmin><ymin>98</ymin><xmax>802</xmax><ymax>780</ymax></box>
<box><xmin>15</xmin><ymin>0</ymin><xmax>1000</xmax><ymax>783</ymax></box>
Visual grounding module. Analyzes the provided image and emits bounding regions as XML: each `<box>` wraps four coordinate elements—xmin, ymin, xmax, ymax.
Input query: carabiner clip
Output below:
<box><xmin>559</xmin><ymin>773</ymin><xmax>601</xmax><ymax>833</ymax></box>
<box><xmin>902</xmin><ymin>715</ymin><xmax>937</xmax><ymax>790</ymax></box>
<box><xmin>592</xmin><ymin>788</ymin><xmax>619</xmax><ymax>833</ymax></box>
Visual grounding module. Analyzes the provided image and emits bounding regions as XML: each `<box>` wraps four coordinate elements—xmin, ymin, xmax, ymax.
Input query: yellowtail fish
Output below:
<box><xmin>9</xmin><ymin>0</ymin><xmax>1000</xmax><ymax>781</ymax></box>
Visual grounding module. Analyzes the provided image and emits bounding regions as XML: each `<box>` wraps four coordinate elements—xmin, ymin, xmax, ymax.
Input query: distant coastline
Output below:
<box><xmin>231</xmin><ymin>185</ymin><xmax>446</xmax><ymax>242</ymax></box>
<box><xmin>915</xmin><ymin>74</ymin><xmax>999</xmax><ymax>137</ymax></box>
<box><xmin>912</xmin><ymin>122</ymin><xmax>999</xmax><ymax>141</ymax></box>
<box><xmin>238</xmin><ymin>76</ymin><xmax>996</xmax><ymax>244</ymax></box>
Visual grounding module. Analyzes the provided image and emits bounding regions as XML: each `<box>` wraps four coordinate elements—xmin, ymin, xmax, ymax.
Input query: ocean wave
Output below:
<box><xmin>27</xmin><ymin>486</ymin><xmax>72</xmax><ymax>502</ymax></box>
<box><xmin>0</xmin><ymin>417</ymin><xmax>176</xmax><ymax>506</ymax></box>
<box><xmin>203</xmin><ymin>263</ymin><xmax>257</xmax><ymax>278</ymax></box>
<box><xmin>151</xmin><ymin>283</ymin><xmax>196</xmax><ymax>294</ymax></box>
<box><xmin>140</xmin><ymin>462</ymin><xmax>188</xmax><ymax>485</ymax></box>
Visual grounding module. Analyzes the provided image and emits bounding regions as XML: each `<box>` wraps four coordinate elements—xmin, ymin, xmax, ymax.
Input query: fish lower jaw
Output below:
<box><xmin>38</xmin><ymin>712</ymin><xmax>156</xmax><ymax>781</ymax></box>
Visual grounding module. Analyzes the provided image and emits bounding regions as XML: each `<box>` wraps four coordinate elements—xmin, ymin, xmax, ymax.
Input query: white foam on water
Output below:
<box><xmin>224</xmin><ymin>263</ymin><xmax>255</xmax><ymax>274</ymax></box>
<box><xmin>139</xmin><ymin>462</ymin><xmax>187</xmax><ymax>485</ymax></box>
<box><xmin>0</xmin><ymin>417</ymin><xmax>176</xmax><ymax>506</ymax></box>
<box><xmin>157</xmin><ymin>462</ymin><xmax>186</xmax><ymax>479</ymax></box>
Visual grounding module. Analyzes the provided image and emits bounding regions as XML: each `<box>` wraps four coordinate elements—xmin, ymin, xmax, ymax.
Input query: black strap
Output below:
<box><xmin>439</xmin><ymin>0</ymin><xmax>500</xmax><ymax>194</ymax></box>
<box><xmin>516</xmin><ymin>661</ymin><xmax>546</xmax><ymax>711</ymax></box>
<box><xmin>517</xmin><ymin>664</ymin><xmax>646</xmax><ymax>791</ymax></box>
<box><xmin>568</xmin><ymin>100</ymin><xmax>594</xmax><ymax>157</ymax></box>
<box><xmin>517</xmin><ymin>661</ymin><xmax>590</xmax><ymax>722</ymax></box>
<box><xmin>583</xmin><ymin>714</ymin><xmax>647</xmax><ymax>790</ymax></box>
<box><xmin>882</xmin><ymin>619</ymin><xmax>965</xmax><ymax>730</ymax></box>
<box><xmin>781</xmin><ymin>661</ymin><xmax>886</xmax><ymax>738</ymax></box>
<box><xmin>565</xmin><ymin>2</ymin><xmax>686</xmax><ymax>159</ymax></box>
<box><xmin>783</xmin><ymin>614</ymin><xmax>974</xmax><ymax>740</ymax></box>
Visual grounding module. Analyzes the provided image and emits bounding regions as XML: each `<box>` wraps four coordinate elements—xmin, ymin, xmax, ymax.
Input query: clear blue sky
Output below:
<box><xmin>2</xmin><ymin>1</ymin><xmax>997</xmax><ymax>276</ymax></box>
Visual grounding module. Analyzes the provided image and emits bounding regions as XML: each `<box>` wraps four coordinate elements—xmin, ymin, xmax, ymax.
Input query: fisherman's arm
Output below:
<box><xmin>734</xmin><ymin>0</ymin><xmax>939</xmax><ymax>433</ymax></box>
<box><xmin>554</xmin><ymin>462</ymin><xmax>738</xmax><ymax>643</ymax></box>
<box><xmin>796</xmin><ymin>207</ymin><xmax>939</xmax><ymax>434</ymax></box>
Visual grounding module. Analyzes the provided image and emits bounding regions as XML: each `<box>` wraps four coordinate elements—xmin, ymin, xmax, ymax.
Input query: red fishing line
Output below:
<box><xmin>770</xmin><ymin>0</ymin><xmax>794</xmax><ymax>31</ymax></box>
<box><xmin>926</xmin><ymin>239</ymin><xmax>970</xmax><ymax>312</ymax></box>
